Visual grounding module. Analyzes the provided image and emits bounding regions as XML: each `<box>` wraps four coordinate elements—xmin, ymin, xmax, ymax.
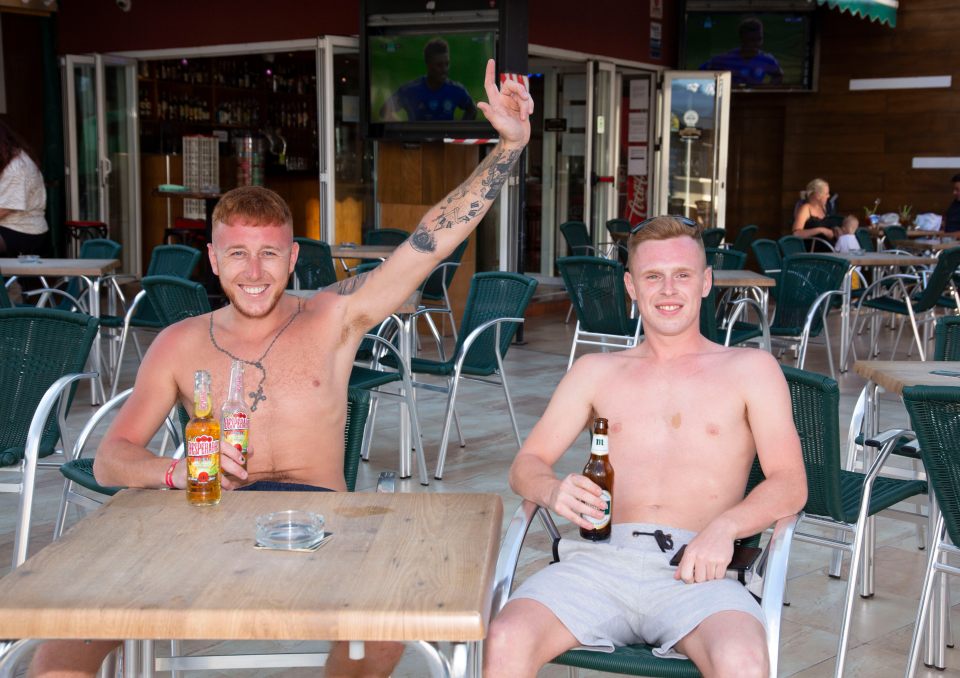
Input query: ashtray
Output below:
<box><xmin>255</xmin><ymin>510</ymin><xmax>325</xmax><ymax>550</ymax></box>
<box><xmin>16</xmin><ymin>254</ymin><xmax>40</xmax><ymax>263</ymax></box>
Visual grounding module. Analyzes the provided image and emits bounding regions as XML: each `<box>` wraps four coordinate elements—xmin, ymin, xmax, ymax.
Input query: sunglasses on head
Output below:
<box><xmin>630</xmin><ymin>215</ymin><xmax>699</xmax><ymax>234</ymax></box>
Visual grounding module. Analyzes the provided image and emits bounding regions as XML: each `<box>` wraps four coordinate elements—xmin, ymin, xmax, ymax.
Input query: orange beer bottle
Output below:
<box><xmin>580</xmin><ymin>417</ymin><xmax>614</xmax><ymax>541</ymax></box>
<box><xmin>185</xmin><ymin>369</ymin><xmax>221</xmax><ymax>506</ymax></box>
<box><xmin>221</xmin><ymin>360</ymin><xmax>250</xmax><ymax>470</ymax></box>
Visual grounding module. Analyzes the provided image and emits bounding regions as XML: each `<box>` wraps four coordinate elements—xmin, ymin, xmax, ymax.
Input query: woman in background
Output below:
<box><xmin>791</xmin><ymin>177</ymin><xmax>836</xmax><ymax>241</ymax></box>
<box><xmin>0</xmin><ymin>120</ymin><xmax>48</xmax><ymax>256</ymax></box>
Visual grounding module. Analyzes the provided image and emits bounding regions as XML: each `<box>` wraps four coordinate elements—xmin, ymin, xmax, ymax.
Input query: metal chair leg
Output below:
<box><xmin>435</xmin><ymin>370</ymin><xmax>464</xmax><ymax>480</ymax></box>
<box><xmin>360</xmin><ymin>396</ymin><xmax>379</xmax><ymax>462</ymax></box>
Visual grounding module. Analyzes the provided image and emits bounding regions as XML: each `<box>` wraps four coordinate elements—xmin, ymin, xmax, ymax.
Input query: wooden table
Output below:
<box><xmin>826</xmin><ymin>251</ymin><xmax>936</xmax><ymax>373</ymax></box>
<box><xmin>0</xmin><ymin>490</ymin><xmax>502</xmax><ymax>676</ymax></box>
<box><xmin>852</xmin><ymin>360</ymin><xmax>960</xmax><ymax>669</ymax></box>
<box><xmin>0</xmin><ymin>257</ymin><xmax>121</xmax><ymax>404</ymax></box>
<box><xmin>893</xmin><ymin>238</ymin><xmax>960</xmax><ymax>253</ymax></box>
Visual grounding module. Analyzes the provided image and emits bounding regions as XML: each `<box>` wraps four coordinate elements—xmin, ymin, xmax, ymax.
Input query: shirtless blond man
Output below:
<box><xmin>28</xmin><ymin>58</ymin><xmax>533</xmax><ymax>678</ymax></box>
<box><xmin>484</xmin><ymin>217</ymin><xmax>807</xmax><ymax>678</ymax></box>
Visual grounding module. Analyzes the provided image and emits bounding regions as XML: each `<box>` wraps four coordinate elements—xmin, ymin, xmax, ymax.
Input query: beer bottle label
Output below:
<box><xmin>591</xmin><ymin>433</ymin><xmax>609</xmax><ymax>455</ymax></box>
<box><xmin>187</xmin><ymin>435</ymin><xmax>220</xmax><ymax>485</ymax></box>
<box><xmin>223</xmin><ymin>427</ymin><xmax>249</xmax><ymax>462</ymax></box>
<box><xmin>584</xmin><ymin>490</ymin><xmax>611</xmax><ymax>529</ymax></box>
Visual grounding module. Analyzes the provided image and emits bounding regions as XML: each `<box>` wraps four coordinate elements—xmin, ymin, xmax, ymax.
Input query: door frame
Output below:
<box><xmin>528</xmin><ymin>45</ymin><xmax>662</xmax><ymax>277</ymax></box>
<box><xmin>654</xmin><ymin>70</ymin><xmax>732</xmax><ymax>231</ymax></box>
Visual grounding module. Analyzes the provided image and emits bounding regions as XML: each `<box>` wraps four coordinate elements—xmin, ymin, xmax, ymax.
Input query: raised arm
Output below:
<box><xmin>329</xmin><ymin>59</ymin><xmax>534</xmax><ymax>332</ymax></box>
<box><xmin>509</xmin><ymin>355</ymin><xmax>605</xmax><ymax>531</ymax></box>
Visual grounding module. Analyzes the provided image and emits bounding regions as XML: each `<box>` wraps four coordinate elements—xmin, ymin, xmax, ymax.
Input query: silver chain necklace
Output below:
<box><xmin>208</xmin><ymin>298</ymin><xmax>302</xmax><ymax>411</ymax></box>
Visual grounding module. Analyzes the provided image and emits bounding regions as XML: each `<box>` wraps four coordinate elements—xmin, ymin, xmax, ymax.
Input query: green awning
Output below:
<box><xmin>816</xmin><ymin>0</ymin><xmax>898</xmax><ymax>27</ymax></box>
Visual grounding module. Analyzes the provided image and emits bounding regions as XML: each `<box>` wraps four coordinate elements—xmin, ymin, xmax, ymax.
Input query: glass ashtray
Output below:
<box><xmin>16</xmin><ymin>254</ymin><xmax>40</xmax><ymax>263</ymax></box>
<box><xmin>255</xmin><ymin>510</ymin><xmax>325</xmax><ymax>550</ymax></box>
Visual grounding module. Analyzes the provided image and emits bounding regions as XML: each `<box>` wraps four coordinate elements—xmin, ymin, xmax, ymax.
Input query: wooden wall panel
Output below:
<box><xmin>376</xmin><ymin>141</ymin><xmax>480</xmax><ymax>332</ymax></box>
<box><xmin>728</xmin><ymin>0</ymin><xmax>960</xmax><ymax>233</ymax></box>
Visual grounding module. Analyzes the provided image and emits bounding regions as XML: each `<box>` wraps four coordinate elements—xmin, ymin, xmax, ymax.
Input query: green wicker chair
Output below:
<box><xmin>782</xmin><ymin>366</ymin><xmax>927</xmax><ymax>678</ymax></box>
<box><xmin>557</xmin><ymin>256</ymin><xmax>640</xmax><ymax>370</ymax></box>
<box><xmin>385</xmin><ymin>271</ymin><xmax>537</xmax><ymax>479</ymax></box>
<box><xmin>108</xmin><ymin>275</ymin><xmax>211</xmax><ymax>398</ymax></box>
<box><xmin>363</xmin><ymin>227</ymin><xmax>409</xmax><ymax>248</ymax></box>
<box><xmin>901</xmin><ymin>385</ymin><xmax>960</xmax><ymax>676</ymax></box>
<box><xmin>934</xmin><ymin>314</ymin><xmax>960</xmax><ymax>360</ymax></box>
<box><xmin>492</xmin><ymin>470</ymin><xmax>798</xmax><ymax>677</ymax></box>
<box><xmin>881</xmin><ymin>224</ymin><xmax>908</xmax><ymax>249</ymax></box>
<box><xmin>350</xmin><ymin>319</ymin><xmax>429</xmax><ymax>486</ymax></box>
<box><xmin>854</xmin><ymin>228</ymin><xmax>875</xmax><ymax>252</ymax></box>
<box><xmin>778</xmin><ymin>235</ymin><xmax>805</xmax><ymax>258</ymax></box>
<box><xmin>417</xmin><ymin>239</ymin><xmax>470</xmax><ymax>345</ymax></box>
<box><xmin>730</xmin><ymin>224</ymin><xmax>758</xmax><ymax>255</ymax></box>
<box><xmin>853</xmin><ymin>246</ymin><xmax>960</xmax><ymax>361</ymax></box>
<box><xmin>104</xmin><ymin>244</ymin><xmax>202</xmax><ymax>390</ymax></box>
<box><xmin>560</xmin><ymin>221</ymin><xmax>599</xmax><ymax>257</ymax></box>
<box><xmin>733</xmin><ymin>254</ymin><xmax>848</xmax><ymax>376</ymax></box>
<box><xmin>700</xmin><ymin>227</ymin><xmax>725</xmax><ymax>249</ymax></box>
<box><xmin>291</xmin><ymin>237</ymin><xmax>338</xmax><ymax>290</ymax></box>
<box><xmin>606</xmin><ymin>219</ymin><xmax>632</xmax><ymax>264</ymax></box>
<box><xmin>751</xmin><ymin>238</ymin><xmax>783</xmax><ymax>301</ymax></box>
<box><xmin>0</xmin><ymin>276</ymin><xmax>12</xmax><ymax>309</ymax></box>
<box><xmin>705</xmin><ymin>247</ymin><xmax>746</xmax><ymax>271</ymax></box>
<box><xmin>0</xmin><ymin>308</ymin><xmax>101</xmax><ymax>568</ymax></box>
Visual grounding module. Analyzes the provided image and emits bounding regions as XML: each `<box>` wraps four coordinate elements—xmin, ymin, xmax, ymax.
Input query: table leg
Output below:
<box><xmin>123</xmin><ymin>639</ymin><xmax>140</xmax><ymax>677</ymax></box>
<box><xmin>840</xmin><ymin>268</ymin><xmax>853</xmax><ymax>373</ymax></box>
<box><xmin>397</xmin><ymin>313</ymin><xmax>414</xmax><ymax>479</ymax></box>
<box><xmin>858</xmin><ymin>380</ymin><xmax>879</xmax><ymax>598</ymax></box>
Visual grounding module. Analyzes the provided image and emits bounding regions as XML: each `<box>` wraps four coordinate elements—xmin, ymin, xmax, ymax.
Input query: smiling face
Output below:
<box><xmin>209</xmin><ymin>218</ymin><xmax>298</xmax><ymax>319</ymax></box>
<box><xmin>625</xmin><ymin>236</ymin><xmax>711</xmax><ymax>339</ymax></box>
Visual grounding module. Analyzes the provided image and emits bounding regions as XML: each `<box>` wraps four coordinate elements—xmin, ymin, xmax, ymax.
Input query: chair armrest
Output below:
<box><xmin>14</xmin><ymin>371</ymin><xmax>98</xmax><ymax>568</ymax></box>
<box><xmin>724</xmin><ymin>297</ymin><xmax>770</xmax><ymax>352</ymax></box>
<box><xmin>66</xmin><ymin>389</ymin><xmax>134</xmax><ymax>462</ymax></box>
<box><xmin>22</xmin><ymin>288</ymin><xmax>86</xmax><ymax>312</ymax></box>
<box><xmin>810</xmin><ymin>237</ymin><xmax>836</xmax><ymax>252</ymax></box>
<box><xmin>863</xmin><ymin>427</ymin><xmax>915</xmax><ymax>450</ymax></box>
<box><xmin>454</xmin><ymin>317</ymin><xmax>525</xmax><ymax>373</ymax></box>
<box><xmin>757</xmin><ymin>513</ymin><xmax>799</xmax><ymax>675</ymax></box>
<box><xmin>491</xmin><ymin>500</ymin><xmax>541</xmax><ymax>616</ymax></box>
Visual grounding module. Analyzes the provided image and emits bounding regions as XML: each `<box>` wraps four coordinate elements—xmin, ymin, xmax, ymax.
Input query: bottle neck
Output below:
<box><xmin>227</xmin><ymin>362</ymin><xmax>244</xmax><ymax>402</ymax></box>
<box><xmin>194</xmin><ymin>387</ymin><xmax>212</xmax><ymax>418</ymax></box>
<box><xmin>590</xmin><ymin>432</ymin><xmax>609</xmax><ymax>456</ymax></box>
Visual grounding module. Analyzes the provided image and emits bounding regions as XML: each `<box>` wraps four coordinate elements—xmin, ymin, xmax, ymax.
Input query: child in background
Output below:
<box><xmin>834</xmin><ymin>214</ymin><xmax>861</xmax><ymax>253</ymax></box>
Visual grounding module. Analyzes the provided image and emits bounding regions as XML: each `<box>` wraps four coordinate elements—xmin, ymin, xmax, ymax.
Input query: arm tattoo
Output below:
<box><xmin>329</xmin><ymin>270</ymin><xmax>372</xmax><ymax>296</ymax></box>
<box><xmin>408</xmin><ymin>146</ymin><xmax>521</xmax><ymax>254</ymax></box>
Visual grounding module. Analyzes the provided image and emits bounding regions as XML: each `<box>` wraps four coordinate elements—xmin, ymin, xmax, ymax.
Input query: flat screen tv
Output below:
<box><xmin>362</xmin><ymin>8</ymin><xmax>500</xmax><ymax>140</ymax></box>
<box><xmin>682</xmin><ymin>9</ymin><xmax>817</xmax><ymax>92</ymax></box>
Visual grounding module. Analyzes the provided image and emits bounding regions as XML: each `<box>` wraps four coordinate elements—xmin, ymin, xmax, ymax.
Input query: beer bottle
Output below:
<box><xmin>185</xmin><ymin>370</ymin><xmax>221</xmax><ymax>506</ymax></box>
<box><xmin>221</xmin><ymin>360</ymin><xmax>250</xmax><ymax>470</ymax></box>
<box><xmin>580</xmin><ymin>417</ymin><xmax>614</xmax><ymax>541</ymax></box>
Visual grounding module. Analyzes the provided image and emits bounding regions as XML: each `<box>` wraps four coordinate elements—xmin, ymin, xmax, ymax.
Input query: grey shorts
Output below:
<box><xmin>510</xmin><ymin>522</ymin><xmax>765</xmax><ymax>660</ymax></box>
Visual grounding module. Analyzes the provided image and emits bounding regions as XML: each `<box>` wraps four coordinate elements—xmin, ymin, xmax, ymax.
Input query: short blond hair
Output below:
<box><xmin>627</xmin><ymin>216</ymin><xmax>705</xmax><ymax>268</ymax></box>
<box><xmin>212</xmin><ymin>186</ymin><xmax>292</xmax><ymax>229</ymax></box>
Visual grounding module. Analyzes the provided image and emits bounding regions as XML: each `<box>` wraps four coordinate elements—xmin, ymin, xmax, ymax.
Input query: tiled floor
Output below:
<box><xmin>3</xmin><ymin>298</ymin><xmax>959</xmax><ymax>677</ymax></box>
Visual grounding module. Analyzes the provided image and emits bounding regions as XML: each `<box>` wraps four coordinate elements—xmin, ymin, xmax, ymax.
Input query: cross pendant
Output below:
<box><xmin>249</xmin><ymin>387</ymin><xmax>267</xmax><ymax>411</ymax></box>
